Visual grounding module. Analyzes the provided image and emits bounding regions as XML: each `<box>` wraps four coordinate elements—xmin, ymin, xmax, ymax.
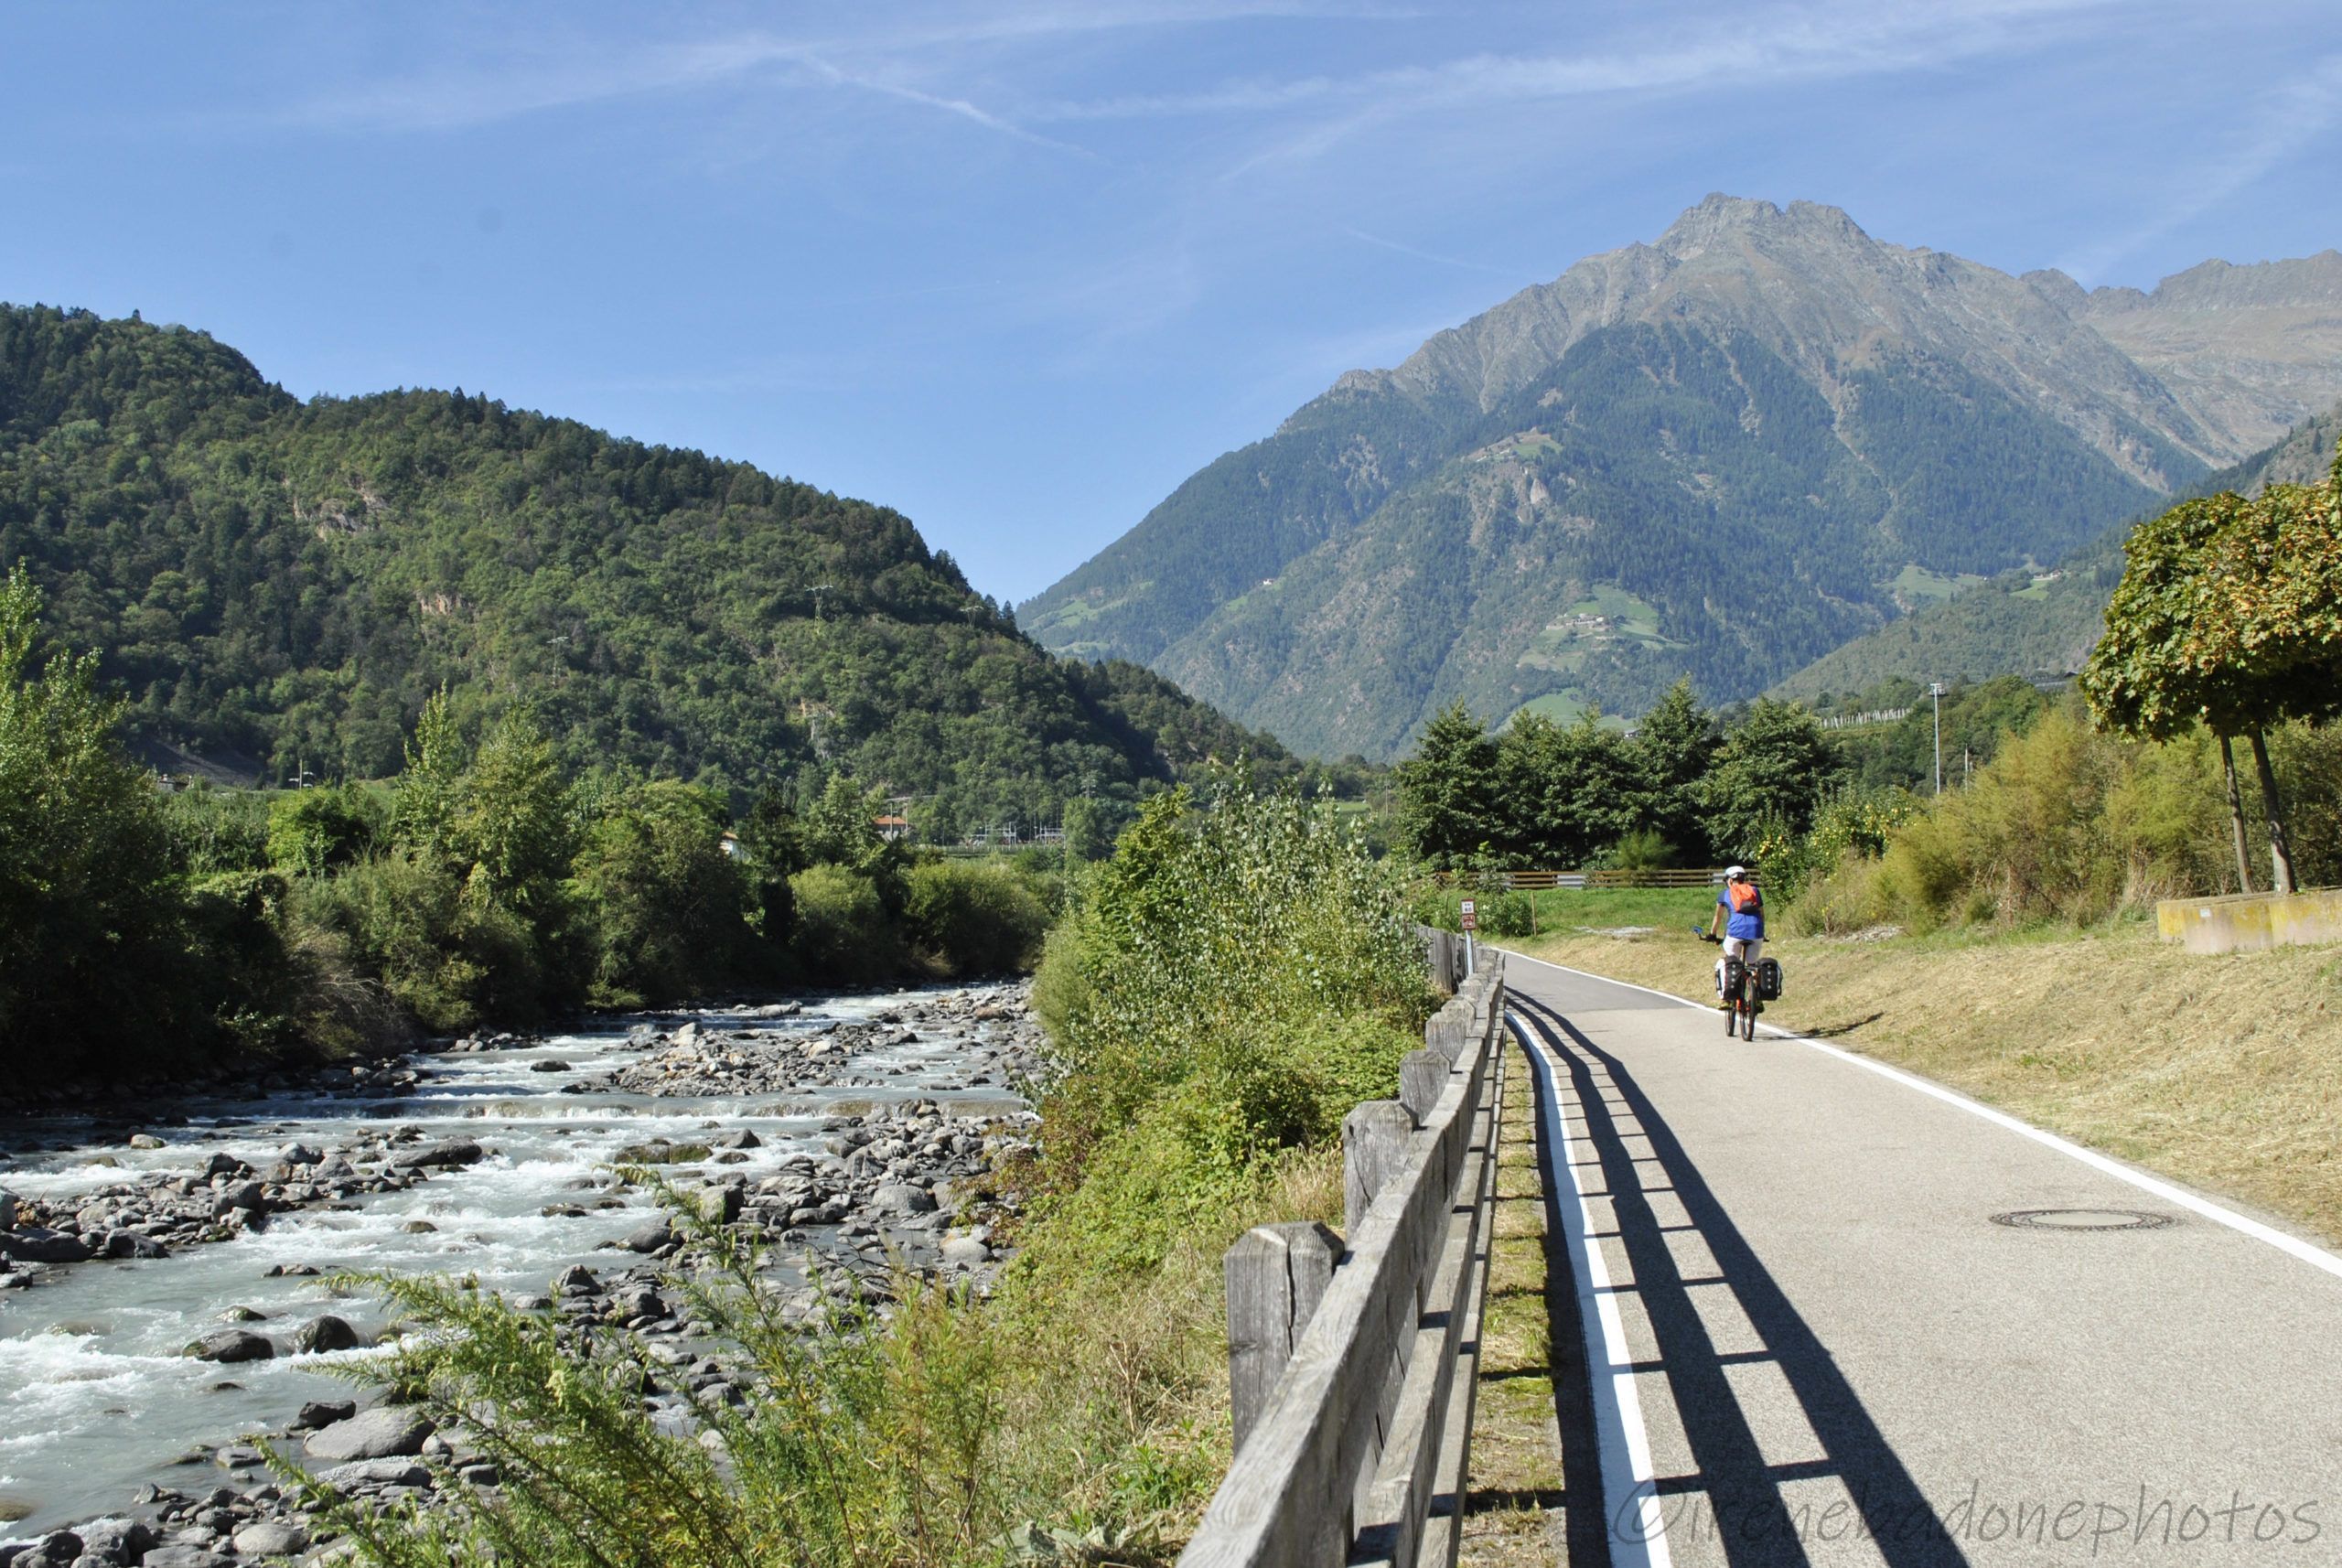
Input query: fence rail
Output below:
<box><xmin>1430</xmin><ymin>865</ymin><xmax>1728</xmax><ymax>890</ymax></box>
<box><xmin>1179</xmin><ymin>937</ymin><xmax>1507</xmax><ymax>1568</ymax></box>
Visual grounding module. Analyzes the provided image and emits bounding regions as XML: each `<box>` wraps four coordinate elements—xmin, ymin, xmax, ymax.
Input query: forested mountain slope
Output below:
<box><xmin>0</xmin><ymin>305</ymin><xmax>1286</xmax><ymax>822</ymax></box>
<box><xmin>1772</xmin><ymin>397</ymin><xmax>2342</xmax><ymax>701</ymax></box>
<box><xmin>1021</xmin><ymin>196</ymin><xmax>2342</xmax><ymax>758</ymax></box>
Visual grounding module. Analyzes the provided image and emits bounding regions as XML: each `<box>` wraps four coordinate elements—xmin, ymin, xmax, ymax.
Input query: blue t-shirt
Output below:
<box><xmin>1718</xmin><ymin>885</ymin><xmax>1764</xmax><ymax>940</ymax></box>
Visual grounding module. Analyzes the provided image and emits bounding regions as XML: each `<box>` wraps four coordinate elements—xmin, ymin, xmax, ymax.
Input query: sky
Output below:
<box><xmin>5</xmin><ymin>1</ymin><xmax>2339</xmax><ymax>607</ymax></box>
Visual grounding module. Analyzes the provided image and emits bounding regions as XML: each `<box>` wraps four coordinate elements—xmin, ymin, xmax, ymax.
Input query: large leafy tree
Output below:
<box><xmin>1394</xmin><ymin>702</ymin><xmax>1499</xmax><ymax>868</ymax></box>
<box><xmin>1494</xmin><ymin>710</ymin><xmax>1638</xmax><ymax>865</ymax></box>
<box><xmin>1628</xmin><ymin>678</ymin><xmax>1716</xmax><ymax>861</ymax></box>
<box><xmin>1693</xmin><ymin>699</ymin><xmax>1839</xmax><ymax>859</ymax></box>
<box><xmin>2081</xmin><ymin>445</ymin><xmax>2342</xmax><ymax>893</ymax></box>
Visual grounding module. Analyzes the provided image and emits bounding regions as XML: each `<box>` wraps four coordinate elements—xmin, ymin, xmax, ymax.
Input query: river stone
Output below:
<box><xmin>200</xmin><ymin>1154</ymin><xmax>242</xmax><ymax>1178</ymax></box>
<box><xmin>940</xmin><ymin>1236</ymin><xmax>992</xmax><ymax>1266</ymax></box>
<box><xmin>620</xmin><ymin>1219</ymin><xmax>673</xmax><ymax>1253</ymax></box>
<box><xmin>709</xmin><ymin>1129</ymin><xmax>761</xmax><ymax>1150</ymax></box>
<box><xmin>127</xmin><ymin>1133</ymin><xmax>167</xmax><ymax>1150</ymax></box>
<box><xmin>140</xmin><ymin>1549</ymin><xmax>235</xmax><ymax>1568</ymax></box>
<box><xmin>74</xmin><ymin>1518</ymin><xmax>156</xmax><ymax>1563</ymax></box>
<box><xmin>296</xmin><ymin>1399</ymin><xmax>358</xmax><ymax>1429</ymax></box>
<box><xmin>280</xmin><ymin>1143</ymin><xmax>322</xmax><ymax>1165</ymax></box>
<box><xmin>0</xmin><ymin>1190</ymin><xmax>16</xmax><ymax>1230</ymax></box>
<box><xmin>291</xmin><ymin>1314</ymin><xmax>361</xmax><ymax>1354</ymax></box>
<box><xmin>318</xmin><ymin>1458</ymin><xmax>430</xmax><ymax>1489</ymax></box>
<box><xmin>0</xmin><ymin>1228</ymin><xmax>91</xmax><ymax>1263</ymax></box>
<box><xmin>218</xmin><ymin>1305</ymin><xmax>267</xmax><ymax>1323</ymax></box>
<box><xmin>872</xmin><ymin>1184</ymin><xmax>937</xmax><ymax>1215</ymax></box>
<box><xmin>697</xmin><ymin>1185</ymin><xmax>743</xmax><ymax>1225</ymax></box>
<box><xmin>391</xmin><ymin>1138</ymin><xmax>482</xmax><ymax>1172</ymax></box>
<box><xmin>184</xmin><ymin>1329</ymin><xmax>274</xmax><ymax>1363</ymax></box>
<box><xmin>231</xmin><ymin>1520</ymin><xmax>310</xmax><ymax>1557</ymax></box>
<box><xmin>305</xmin><ymin>1406</ymin><xmax>433</xmax><ymax>1461</ymax></box>
<box><xmin>211</xmin><ymin>1181</ymin><xmax>266</xmax><ymax>1215</ymax></box>
<box><xmin>104</xmin><ymin>1230</ymin><xmax>169</xmax><ymax>1260</ymax></box>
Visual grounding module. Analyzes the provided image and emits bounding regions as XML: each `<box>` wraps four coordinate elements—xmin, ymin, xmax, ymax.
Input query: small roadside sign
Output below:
<box><xmin>1459</xmin><ymin>897</ymin><xmax>1477</xmax><ymax>932</ymax></box>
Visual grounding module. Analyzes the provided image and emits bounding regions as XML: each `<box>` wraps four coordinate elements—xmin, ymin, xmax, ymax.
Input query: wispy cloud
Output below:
<box><xmin>1033</xmin><ymin>0</ymin><xmax>2128</xmax><ymax>131</ymax></box>
<box><xmin>1343</xmin><ymin>227</ymin><xmax>1517</xmax><ymax>276</ymax></box>
<box><xmin>2054</xmin><ymin>52</ymin><xmax>2342</xmax><ymax>282</ymax></box>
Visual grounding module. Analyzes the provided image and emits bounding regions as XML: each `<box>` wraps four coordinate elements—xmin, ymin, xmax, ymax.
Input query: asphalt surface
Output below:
<box><xmin>1498</xmin><ymin>949</ymin><xmax>2342</xmax><ymax>1568</ymax></box>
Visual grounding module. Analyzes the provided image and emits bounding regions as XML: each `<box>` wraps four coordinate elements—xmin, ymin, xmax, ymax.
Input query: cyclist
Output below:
<box><xmin>1707</xmin><ymin>865</ymin><xmax>1763</xmax><ymax>1009</ymax></box>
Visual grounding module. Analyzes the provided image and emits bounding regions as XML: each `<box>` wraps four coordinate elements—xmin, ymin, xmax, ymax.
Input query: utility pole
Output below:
<box><xmin>1929</xmin><ymin>682</ymin><xmax>1947</xmax><ymax>796</ymax></box>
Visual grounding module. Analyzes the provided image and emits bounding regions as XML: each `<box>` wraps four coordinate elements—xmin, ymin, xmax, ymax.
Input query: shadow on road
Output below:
<box><xmin>1510</xmin><ymin>991</ymin><xmax>1971</xmax><ymax>1568</ymax></box>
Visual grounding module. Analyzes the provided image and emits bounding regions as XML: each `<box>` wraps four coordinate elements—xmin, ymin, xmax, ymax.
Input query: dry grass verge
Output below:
<box><xmin>1512</xmin><ymin>919</ymin><xmax>2342</xmax><ymax>1243</ymax></box>
<box><xmin>1456</xmin><ymin>1038</ymin><xmax>1566</xmax><ymax>1565</ymax></box>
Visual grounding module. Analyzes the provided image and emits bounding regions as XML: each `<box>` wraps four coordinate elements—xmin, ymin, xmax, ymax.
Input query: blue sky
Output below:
<box><xmin>5</xmin><ymin>2</ymin><xmax>2338</xmax><ymax>605</ymax></box>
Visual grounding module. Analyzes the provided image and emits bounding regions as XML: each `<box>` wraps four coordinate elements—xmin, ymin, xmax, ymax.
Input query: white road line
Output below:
<box><xmin>1510</xmin><ymin>1012</ymin><xmax>1674</xmax><ymax>1568</ymax></box>
<box><xmin>1497</xmin><ymin>945</ymin><xmax>2342</xmax><ymax>1285</ymax></box>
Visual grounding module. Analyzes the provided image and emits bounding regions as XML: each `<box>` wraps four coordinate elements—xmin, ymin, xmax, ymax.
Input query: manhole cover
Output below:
<box><xmin>1989</xmin><ymin>1208</ymin><xmax>2175</xmax><ymax>1231</ymax></box>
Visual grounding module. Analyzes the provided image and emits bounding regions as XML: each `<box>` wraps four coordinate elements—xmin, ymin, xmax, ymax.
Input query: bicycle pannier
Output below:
<box><xmin>1756</xmin><ymin>957</ymin><xmax>1783</xmax><ymax>1001</ymax></box>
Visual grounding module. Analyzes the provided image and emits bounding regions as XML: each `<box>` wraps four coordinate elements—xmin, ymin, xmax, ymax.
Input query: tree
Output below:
<box><xmin>571</xmin><ymin>780</ymin><xmax>747</xmax><ymax>1004</ymax></box>
<box><xmin>1495</xmin><ymin>711</ymin><xmax>1638</xmax><ymax>865</ymax></box>
<box><xmin>1693</xmin><ymin>700</ymin><xmax>1839</xmax><ymax>860</ymax></box>
<box><xmin>2081</xmin><ymin>449</ymin><xmax>2342</xmax><ymax>894</ymax></box>
<box><xmin>1628</xmin><ymin>679</ymin><xmax>1715</xmax><ymax>859</ymax></box>
<box><xmin>1394</xmin><ymin>702</ymin><xmax>1499</xmax><ymax>869</ymax></box>
<box><xmin>1</xmin><ymin>568</ymin><xmax>173</xmax><ymax>1053</ymax></box>
<box><xmin>1062</xmin><ymin>795</ymin><xmax>1123</xmax><ymax>865</ymax></box>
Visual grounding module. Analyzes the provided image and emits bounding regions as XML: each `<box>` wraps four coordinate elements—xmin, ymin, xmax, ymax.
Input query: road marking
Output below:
<box><xmin>1496</xmin><ymin>945</ymin><xmax>2342</xmax><ymax>1285</ymax></box>
<box><xmin>1509</xmin><ymin>1012</ymin><xmax>1673</xmax><ymax>1568</ymax></box>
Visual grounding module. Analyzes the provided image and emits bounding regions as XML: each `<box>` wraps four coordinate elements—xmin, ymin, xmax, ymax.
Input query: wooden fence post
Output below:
<box><xmin>1397</xmin><ymin>1050</ymin><xmax>1447</xmax><ymax>1123</ymax></box>
<box><xmin>1344</xmin><ymin>1100</ymin><xmax>1417</xmax><ymax>1236</ymax></box>
<box><xmin>1225</xmin><ymin>1221</ymin><xmax>1344</xmax><ymax>1452</ymax></box>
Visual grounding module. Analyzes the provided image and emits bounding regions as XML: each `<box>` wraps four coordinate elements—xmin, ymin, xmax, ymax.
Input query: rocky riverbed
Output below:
<box><xmin>0</xmin><ymin>981</ymin><xmax>1046</xmax><ymax>1563</ymax></box>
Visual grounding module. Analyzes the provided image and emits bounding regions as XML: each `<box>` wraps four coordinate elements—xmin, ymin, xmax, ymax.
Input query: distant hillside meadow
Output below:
<box><xmin>0</xmin><ymin>303</ymin><xmax>1293</xmax><ymax>831</ymax></box>
<box><xmin>1022</xmin><ymin>195</ymin><xmax>2342</xmax><ymax>758</ymax></box>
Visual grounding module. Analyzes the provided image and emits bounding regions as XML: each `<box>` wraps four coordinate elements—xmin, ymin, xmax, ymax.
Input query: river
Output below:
<box><xmin>0</xmin><ymin>983</ymin><xmax>1031</xmax><ymax>1538</ymax></box>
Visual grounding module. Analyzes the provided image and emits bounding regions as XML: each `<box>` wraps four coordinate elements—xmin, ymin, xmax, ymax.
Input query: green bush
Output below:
<box><xmin>1030</xmin><ymin>778</ymin><xmax>1432</xmax><ymax>1272</ymax></box>
<box><xmin>790</xmin><ymin>864</ymin><xmax>897</xmax><ymax>983</ymax></box>
<box><xmin>266</xmin><ymin>785</ymin><xmax>382</xmax><ymax>875</ymax></box>
<box><xmin>904</xmin><ymin>860</ymin><xmax>1050</xmax><ymax>977</ymax></box>
<box><xmin>570</xmin><ymin>780</ymin><xmax>749</xmax><ymax>1004</ymax></box>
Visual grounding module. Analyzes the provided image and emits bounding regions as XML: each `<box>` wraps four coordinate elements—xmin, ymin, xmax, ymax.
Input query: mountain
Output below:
<box><xmin>1772</xmin><ymin>397</ymin><xmax>2342</xmax><ymax>702</ymax></box>
<box><xmin>0</xmin><ymin>305</ymin><xmax>1288</xmax><ymax>823</ymax></box>
<box><xmin>1021</xmin><ymin>196</ymin><xmax>2342</xmax><ymax>759</ymax></box>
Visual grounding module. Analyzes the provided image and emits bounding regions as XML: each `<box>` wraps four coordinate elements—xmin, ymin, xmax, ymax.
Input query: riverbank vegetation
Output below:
<box><xmin>2</xmin><ymin>569</ymin><xmax>1056</xmax><ymax>1088</ymax></box>
<box><xmin>292</xmin><ymin>774</ymin><xmax>1435</xmax><ymax>1565</ymax></box>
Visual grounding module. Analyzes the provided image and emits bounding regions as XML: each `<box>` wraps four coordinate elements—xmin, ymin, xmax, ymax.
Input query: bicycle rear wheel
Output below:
<box><xmin>1739</xmin><ymin>993</ymin><xmax>1756</xmax><ymax>1040</ymax></box>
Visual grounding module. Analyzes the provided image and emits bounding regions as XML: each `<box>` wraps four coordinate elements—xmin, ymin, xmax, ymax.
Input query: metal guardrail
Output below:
<box><xmin>1180</xmin><ymin>951</ymin><xmax>1508</xmax><ymax>1568</ymax></box>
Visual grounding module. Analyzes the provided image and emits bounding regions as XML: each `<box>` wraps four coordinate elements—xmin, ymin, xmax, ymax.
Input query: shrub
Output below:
<box><xmin>904</xmin><ymin>860</ymin><xmax>1050</xmax><ymax>977</ymax></box>
<box><xmin>790</xmin><ymin>864</ymin><xmax>897</xmax><ymax>983</ymax></box>
<box><xmin>570</xmin><ymin>780</ymin><xmax>749</xmax><ymax>1004</ymax></box>
<box><xmin>266</xmin><ymin>785</ymin><xmax>382</xmax><ymax>875</ymax></box>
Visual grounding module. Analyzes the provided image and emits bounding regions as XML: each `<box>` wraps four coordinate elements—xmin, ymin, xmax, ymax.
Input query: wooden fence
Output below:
<box><xmin>1179</xmin><ymin>945</ymin><xmax>1508</xmax><ymax>1568</ymax></box>
<box><xmin>1430</xmin><ymin>865</ymin><xmax>1728</xmax><ymax>890</ymax></box>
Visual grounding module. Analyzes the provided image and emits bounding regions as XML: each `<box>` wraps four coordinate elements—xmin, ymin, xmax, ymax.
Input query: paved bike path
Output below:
<box><xmin>1498</xmin><ymin>949</ymin><xmax>2342</xmax><ymax>1568</ymax></box>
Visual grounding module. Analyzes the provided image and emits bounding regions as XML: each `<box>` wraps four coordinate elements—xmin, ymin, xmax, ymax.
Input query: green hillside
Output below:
<box><xmin>0</xmin><ymin>305</ymin><xmax>1287</xmax><ymax>822</ymax></box>
<box><xmin>1772</xmin><ymin>398</ymin><xmax>2342</xmax><ymax>701</ymax></box>
<box><xmin>1040</xmin><ymin>317</ymin><xmax>2167</xmax><ymax>758</ymax></box>
<box><xmin>1018</xmin><ymin>196</ymin><xmax>2261</xmax><ymax>760</ymax></box>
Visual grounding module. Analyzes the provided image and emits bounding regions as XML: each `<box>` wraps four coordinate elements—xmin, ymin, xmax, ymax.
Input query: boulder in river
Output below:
<box><xmin>319</xmin><ymin>1457</ymin><xmax>431</xmax><ymax>1489</ymax></box>
<box><xmin>304</xmin><ymin>1406</ymin><xmax>434</xmax><ymax>1461</ymax></box>
<box><xmin>392</xmin><ymin>1138</ymin><xmax>484</xmax><ymax>1171</ymax></box>
<box><xmin>291</xmin><ymin>1315</ymin><xmax>362</xmax><ymax>1354</ymax></box>
<box><xmin>296</xmin><ymin>1399</ymin><xmax>359</xmax><ymax>1430</ymax></box>
<box><xmin>0</xmin><ymin>1228</ymin><xmax>93</xmax><ymax>1263</ymax></box>
<box><xmin>141</xmin><ymin>1547</ymin><xmax>237</xmax><ymax>1568</ymax></box>
<box><xmin>0</xmin><ymin>1189</ymin><xmax>16</xmax><ymax>1230</ymax></box>
<box><xmin>231</xmin><ymin>1520</ymin><xmax>312</xmax><ymax>1557</ymax></box>
<box><xmin>183</xmin><ymin>1329</ymin><xmax>274</xmax><ymax>1363</ymax></box>
<box><xmin>872</xmin><ymin>1184</ymin><xmax>938</xmax><ymax>1216</ymax></box>
<box><xmin>127</xmin><ymin>1133</ymin><xmax>167</xmax><ymax>1150</ymax></box>
<box><xmin>75</xmin><ymin>1517</ymin><xmax>157</xmax><ymax>1563</ymax></box>
<box><xmin>621</xmin><ymin>1219</ymin><xmax>674</xmax><ymax>1253</ymax></box>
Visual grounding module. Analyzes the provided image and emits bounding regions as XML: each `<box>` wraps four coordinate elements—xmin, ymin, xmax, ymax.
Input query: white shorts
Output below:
<box><xmin>1716</xmin><ymin>936</ymin><xmax>1763</xmax><ymax>995</ymax></box>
